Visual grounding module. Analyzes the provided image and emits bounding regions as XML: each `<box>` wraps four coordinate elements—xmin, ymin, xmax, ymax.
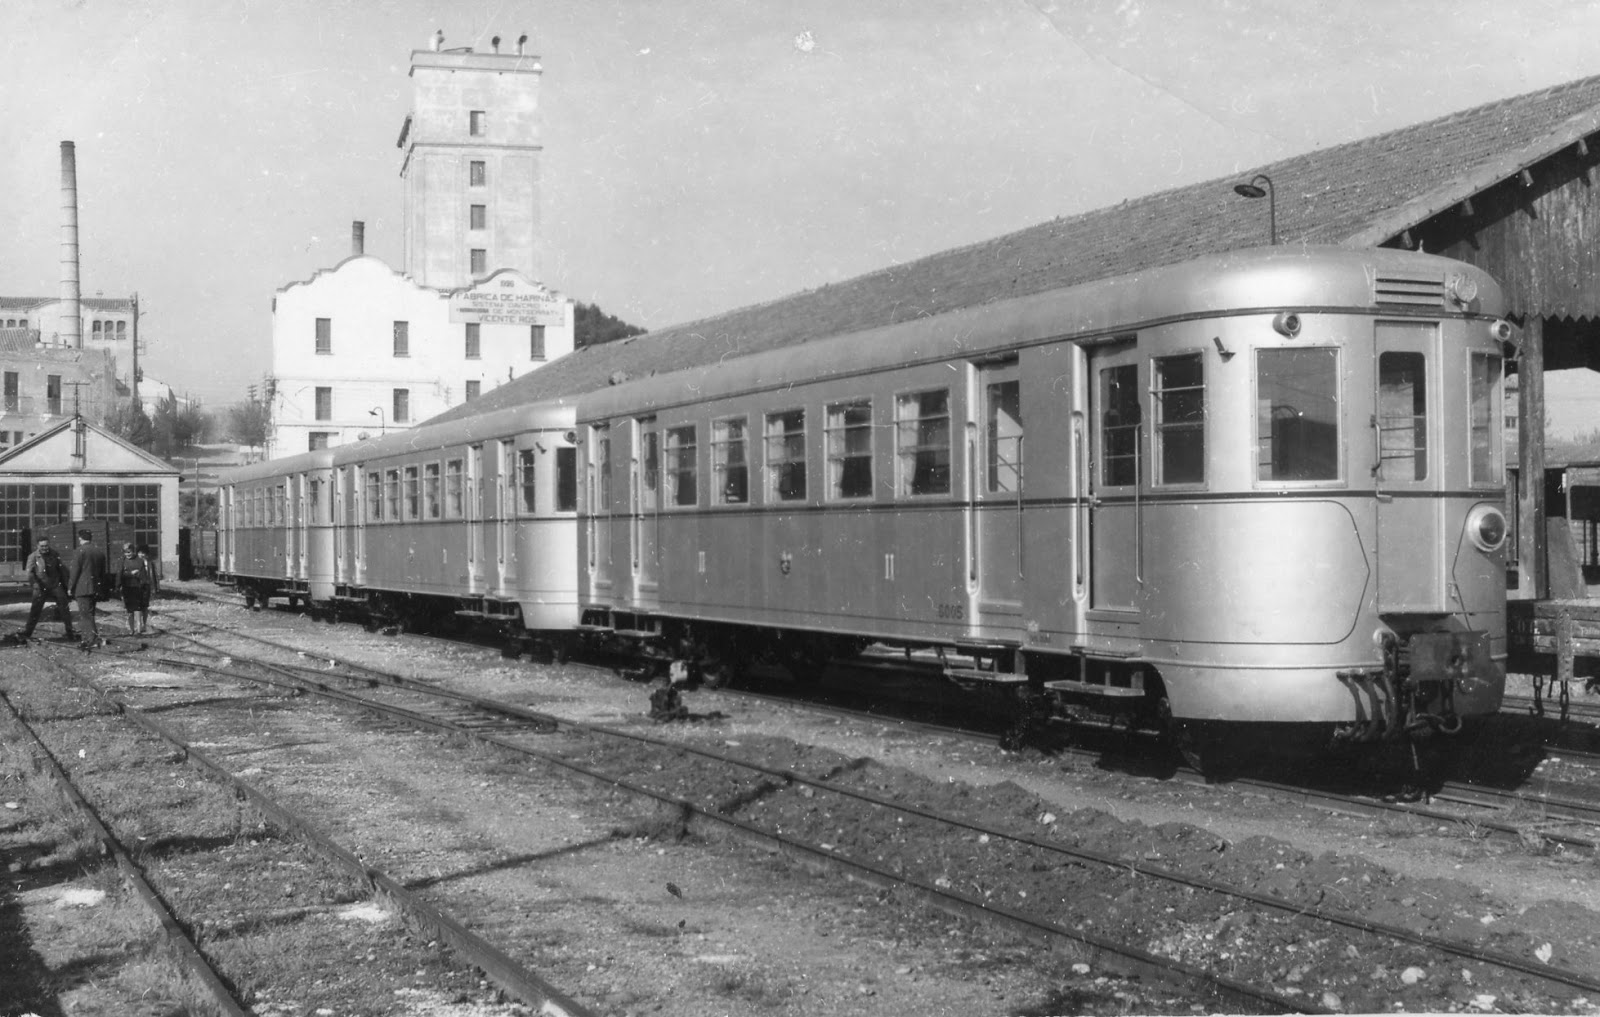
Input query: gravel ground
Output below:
<box><xmin>7</xmin><ymin>583</ymin><xmax>1600</xmax><ymax>1015</ymax></box>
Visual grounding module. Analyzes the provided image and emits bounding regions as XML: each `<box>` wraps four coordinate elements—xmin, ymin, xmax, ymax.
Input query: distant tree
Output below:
<box><xmin>574</xmin><ymin>301</ymin><xmax>646</xmax><ymax>349</ymax></box>
<box><xmin>103</xmin><ymin>398</ymin><xmax>154</xmax><ymax>450</ymax></box>
<box><xmin>150</xmin><ymin>391</ymin><xmax>209</xmax><ymax>457</ymax></box>
<box><xmin>227</xmin><ymin>394</ymin><xmax>273</xmax><ymax>452</ymax></box>
<box><xmin>180</xmin><ymin>490</ymin><xmax>219</xmax><ymax>530</ymax></box>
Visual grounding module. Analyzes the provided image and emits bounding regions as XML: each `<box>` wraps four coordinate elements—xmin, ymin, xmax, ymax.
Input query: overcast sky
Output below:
<box><xmin>3</xmin><ymin>0</ymin><xmax>1600</xmax><ymax>430</ymax></box>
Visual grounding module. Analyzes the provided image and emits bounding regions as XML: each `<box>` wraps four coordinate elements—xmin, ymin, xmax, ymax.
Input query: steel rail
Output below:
<box><xmin>0</xmin><ymin>686</ymin><xmax>249</xmax><ymax>1016</ymax></box>
<box><xmin>153</xmin><ymin>642</ymin><xmax>1600</xmax><ymax>1003</ymax></box>
<box><xmin>38</xmin><ymin>646</ymin><xmax>595</xmax><ymax>1017</ymax></box>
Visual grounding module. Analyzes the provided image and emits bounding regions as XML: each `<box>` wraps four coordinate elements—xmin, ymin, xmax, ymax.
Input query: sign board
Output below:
<box><xmin>449</xmin><ymin>273</ymin><xmax>568</xmax><ymax>327</ymax></box>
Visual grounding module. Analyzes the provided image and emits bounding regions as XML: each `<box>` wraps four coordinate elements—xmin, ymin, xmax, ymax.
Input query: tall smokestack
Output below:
<box><xmin>352</xmin><ymin>220</ymin><xmax>365</xmax><ymax>256</ymax></box>
<box><xmin>60</xmin><ymin>141</ymin><xmax>82</xmax><ymax>349</ymax></box>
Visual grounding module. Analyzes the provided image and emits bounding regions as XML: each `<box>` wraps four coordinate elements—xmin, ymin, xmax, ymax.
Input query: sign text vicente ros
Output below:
<box><xmin>449</xmin><ymin>275</ymin><xmax>567</xmax><ymax>327</ymax></box>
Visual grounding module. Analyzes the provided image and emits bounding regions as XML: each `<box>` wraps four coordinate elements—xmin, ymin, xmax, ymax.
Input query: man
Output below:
<box><xmin>20</xmin><ymin>536</ymin><xmax>77</xmax><ymax>642</ymax></box>
<box><xmin>67</xmin><ymin>528</ymin><xmax>109</xmax><ymax>649</ymax></box>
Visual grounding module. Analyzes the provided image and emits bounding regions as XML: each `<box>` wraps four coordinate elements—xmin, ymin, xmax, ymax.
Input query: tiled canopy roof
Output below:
<box><xmin>455</xmin><ymin>72</ymin><xmax>1600</xmax><ymax>424</ymax></box>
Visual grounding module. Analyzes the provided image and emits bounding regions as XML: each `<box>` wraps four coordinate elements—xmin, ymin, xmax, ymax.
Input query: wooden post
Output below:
<box><xmin>1517</xmin><ymin>316</ymin><xmax>1548</xmax><ymax>598</ymax></box>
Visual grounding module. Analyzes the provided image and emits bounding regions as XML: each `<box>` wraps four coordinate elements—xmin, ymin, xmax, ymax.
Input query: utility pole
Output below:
<box><xmin>131</xmin><ymin>292</ymin><xmax>141</xmax><ymax>404</ymax></box>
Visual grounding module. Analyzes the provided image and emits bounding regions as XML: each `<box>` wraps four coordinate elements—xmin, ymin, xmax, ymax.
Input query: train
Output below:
<box><xmin>218</xmin><ymin>245</ymin><xmax>1515</xmax><ymax>766</ymax></box>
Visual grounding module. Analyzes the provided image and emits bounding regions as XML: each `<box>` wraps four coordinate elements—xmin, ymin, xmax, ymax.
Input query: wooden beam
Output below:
<box><xmin>1518</xmin><ymin>316</ymin><xmax>1548</xmax><ymax>599</ymax></box>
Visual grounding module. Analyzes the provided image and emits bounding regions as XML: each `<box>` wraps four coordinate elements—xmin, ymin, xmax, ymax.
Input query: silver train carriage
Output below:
<box><xmin>574</xmin><ymin>245</ymin><xmax>1514</xmax><ymax>750</ymax></box>
<box><xmin>218</xmin><ymin>401</ymin><xmax>582</xmax><ymax>636</ymax></box>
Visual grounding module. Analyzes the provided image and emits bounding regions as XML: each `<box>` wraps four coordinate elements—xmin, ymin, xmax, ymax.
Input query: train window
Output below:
<box><xmin>1153</xmin><ymin>354</ymin><xmax>1204</xmax><ymax>485</ymax></box>
<box><xmin>385</xmin><ymin>469</ymin><xmax>401</xmax><ymax>521</ymax></box>
<box><xmin>639</xmin><ymin>425</ymin><xmax>660</xmax><ymax>511</ymax></box>
<box><xmin>445</xmin><ymin>459</ymin><xmax>464</xmax><ymax>518</ymax></box>
<box><xmin>1257</xmin><ymin>348</ymin><xmax>1339</xmax><ymax>481</ymax></box>
<box><xmin>666</xmin><ymin>426</ymin><xmax>698</xmax><ymax>507</ymax></box>
<box><xmin>1100</xmin><ymin>365</ymin><xmax>1140</xmax><ymax>487</ymax></box>
<box><xmin>404</xmin><ymin>466</ymin><xmax>421</xmax><ymax>519</ymax></box>
<box><xmin>985</xmin><ymin>382</ymin><xmax>1022</xmax><ymax>493</ymax></box>
<box><xmin>366</xmin><ymin>471</ymin><xmax>382</xmax><ymax>521</ymax></box>
<box><xmin>424</xmin><ymin>463</ymin><xmax>441</xmax><ymax>518</ymax></box>
<box><xmin>896</xmin><ymin>389</ymin><xmax>951</xmax><ymax>496</ymax></box>
<box><xmin>765</xmin><ymin>409</ymin><xmax>806</xmax><ymax>501</ymax></box>
<box><xmin>1470</xmin><ymin>353</ymin><xmax>1503</xmax><ymax>485</ymax></box>
<box><xmin>827</xmin><ymin>400</ymin><xmax>873</xmax><ymax>499</ymax></box>
<box><xmin>712</xmin><ymin>417</ymin><xmax>749</xmax><ymax>505</ymax></box>
<box><xmin>1377</xmin><ymin>352</ymin><xmax>1428</xmax><ymax>481</ymax></box>
<box><xmin>518</xmin><ymin>450</ymin><xmax>537</xmax><ymax>514</ymax></box>
<box><xmin>556</xmin><ymin>447</ymin><xmax>578</xmax><ymax>512</ymax></box>
<box><xmin>595</xmin><ymin>432</ymin><xmax>613</xmax><ymax>511</ymax></box>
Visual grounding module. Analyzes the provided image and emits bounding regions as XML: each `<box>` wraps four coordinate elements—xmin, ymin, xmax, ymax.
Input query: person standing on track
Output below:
<box><xmin>112</xmin><ymin>541</ymin><xmax>156</xmax><ymax>635</ymax></box>
<box><xmin>68</xmin><ymin>528</ymin><xmax>109</xmax><ymax>649</ymax></box>
<box><xmin>20</xmin><ymin>536</ymin><xmax>78</xmax><ymax>642</ymax></box>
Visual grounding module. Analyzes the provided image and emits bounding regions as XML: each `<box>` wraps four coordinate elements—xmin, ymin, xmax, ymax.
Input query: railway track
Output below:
<box><xmin>16</xmin><ymin>638</ymin><xmax>591</xmax><ymax>1017</ymax></box>
<box><xmin>122</xmin><ymin>617</ymin><xmax>1600</xmax><ymax>1013</ymax></box>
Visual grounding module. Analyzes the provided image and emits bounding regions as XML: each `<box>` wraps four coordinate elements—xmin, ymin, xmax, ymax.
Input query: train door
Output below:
<box><xmin>1086</xmin><ymin>340</ymin><xmax>1142</xmax><ymax>612</ymax></box>
<box><xmin>632</xmin><ymin>417</ymin><xmax>660</xmax><ymax>599</ymax></box>
<box><xmin>495</xmin><ymin>440</ymin><xmax>515</xmax><ymax>594</ymax></box>
<box><xmin>973</xmin><ymin>359</ymin><xmax>1025</xmax><ymax>620</ymax></box>
<box><xmin>1373</xmin><ymin>320</ymin><xmax>1443</xmax><ymax>612</ymax></box>
<box><xmin>467</xmin><ymin>444</ymin><xmax>484</xmax><ymax>591</ymax></box>
<box><xmin>281</xmin><ymin>480</ymin><xmax>295</xmax><ymax>580</ymax></box>
<box><xmin>588</xmin><ymin>423</ymin><xmax>614</xmax><ymax>594</ymax></box>
<box><xmin>331</xmin><ymin>468</ymin><xmax>346</xmax><ymax>586</ymax></box>
<box><xmin>294</xmin><ymin>474</ymin><xmax>309</xmax><ymax>581</ymax></box>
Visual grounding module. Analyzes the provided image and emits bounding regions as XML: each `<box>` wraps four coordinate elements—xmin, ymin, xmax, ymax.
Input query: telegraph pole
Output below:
<box><xmin>131</xmin><ymin>292</ymin><xmax>140</xmax><ymax>404</ymax></box>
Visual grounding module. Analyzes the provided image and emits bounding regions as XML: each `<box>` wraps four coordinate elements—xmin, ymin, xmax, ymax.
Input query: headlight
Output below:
<box><xmin>1465</xmin><ymin>504</ymin><xmax>1508</xmax><ymax>553</ymax></box>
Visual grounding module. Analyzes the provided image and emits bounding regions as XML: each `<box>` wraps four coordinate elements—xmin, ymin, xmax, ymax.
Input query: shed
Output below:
<box><xmin>0</xmin><ymin>415</ymin><xmax>180</xmax><ymax>583</ymax></box>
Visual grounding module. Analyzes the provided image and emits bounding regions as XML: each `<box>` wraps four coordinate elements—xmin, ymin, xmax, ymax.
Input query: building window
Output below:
<box><xmin>314</xmin><ymin>386</ymin><xmax>332</xmax><ymax>421</ymax></box>
<box><xmin>894</xmin><ymin>389</ymin><xmax>951</xmax><ymax>496</ymax></box>
<box><xmin>92</xmin><ymin>320</ymin><xmax>102</xmax><ymax>334</ymax></box>
<box><xmin>665</xmin><ymin>425</ymin><xmax>697</xmax><ymax>507</ymax></box>
<box><xmin>1257</xmin><ymin>348</ymin><xmax>1339</xmax><ymax>482</ymax></box>
<box><xmin>424</xmin><ymin>462</ymin><xmax>441</xmax><ymax>518</ymax></box>
<box><xmin>444</xmin><ymin>459</ymin><xmax>464</xmax><ymax>518</ymax></box>
<box><xmin>315</xmin><ymin>317</ymin><xmax>332</xmax><ymax>355</ymax></box>
<box><xmin>465</xmin><ymin>323</ymin><xmax>481</xmax><ymax>359</ymax></box>
<box><xmin>1153</xmin><ymin>353</ymin><xmax>1204</xmax><ymax>485</ymax></box>
<box><xmin>465</xmin><ymin>380</ymin><xmax>481</xmax><ymax>401</ymax></box>
<box><xmin>530</xmin><ymin>324</ymin><xmax>545</xmax><ymax>360</ymax></box>
<box><xmin>393</xmin><ymin>389</ymin><xmax>410</xmax><ymax>424</ymax></box>
<box><xmin>469</xmin><ymin>160</ymin><xmax>486</xmax><ymax>186</ymax></box>
<box><xmin>308</xmin><ymin>432</ymin><xmax>331</xmax><ymax>451</ymax></box>
<box><xmin>470</xmin><ymin>249</ymin><xmax>487</xmax><ymax>276</ymax></box>
<box><xmin>116</xmin><ymin>320</ymin><xmax>126</xmax><ymax>336</ymax></box>
<box><xmin>393</xmin><ymin>321</ymin><xmax>409</xmax><ymax>357</ymax></box>
<box><xmin>712</xmin><ymin>417</ymin><xmax>749</xmax><ymax>504</ymax></box>
<box><xmin>46</xmin><ymin>375</ymin><xmax>61</xmax><ymax>416</ymax></box>
<box><xmin>84</xmin><ymin>483</ymin><xmax>160</xmax><ymax>555</ymax></box>
<box><xmin>826</xmin><ymin>400</ymin><xmax>873</xmax><ymax>499</ymax></box>
<box><xmin>3</xmin><ymin>372</ymin><xmax>17</xmax><ymax>413</ymax></box>
<box><xmin>765</xmin><ymin>409</ymin><xmax>806</xmax><ymax>502</ymax></box>
<box><xmin>470</xmin><ymin>204</ymin><xmax>486</xmax><ymax>230</ymax></box>
<box><xmin>1100</xmin><ymin>365</ymin><xmax>1140</xmax><ymax>487</ymax></box>
<box><xmin>518</xmin><ymin>449</ymin><xmax>537</xmax><ymax>514</ymax></box>
<box><xmin>469</xmin><ymin>110</ymin><xmax>486</xmax><ymax>136</ymax></box>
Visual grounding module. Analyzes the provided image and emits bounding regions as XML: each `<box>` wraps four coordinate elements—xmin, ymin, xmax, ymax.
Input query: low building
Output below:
<box><xmin>0</xmin><ymin>415</ymin><xmax>180</xmax><ymax>583</ymax></box>
<box><xmin>0</xmin><ymin>327</ymin><xmax>118</xmax><ymax>452</ymax></box>
<box><xmin>268</xmin><ymin>255</ymin><xmax>572</xmax><ymax>455</ymax></box>
<box><xmin>0</xmin><ymin>295</ymin><xmax>138</xmax><ymax>390</ymax></box>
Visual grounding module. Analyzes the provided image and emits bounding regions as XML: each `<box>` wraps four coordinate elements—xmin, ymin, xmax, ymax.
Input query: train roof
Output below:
<box><xmin>578</xmin><ymin>245</ymin><xmax>1504</xmax><ymax>421</ymax></box>
<box><xmin>328</xmin><ymin>398</ymin><xmax>577</xmax><ymax>467</ymax></box>
<box><xmin>222</xmin><ymin>448</ymin><xmax>336</xmax><ymax>484</ymax></box>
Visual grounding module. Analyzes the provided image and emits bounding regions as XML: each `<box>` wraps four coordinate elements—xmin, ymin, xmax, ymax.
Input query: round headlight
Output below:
<box><xmin>1466</xmin><ymin>504</ymin><xmax>1507</xmax><ymax>553</ymax></box>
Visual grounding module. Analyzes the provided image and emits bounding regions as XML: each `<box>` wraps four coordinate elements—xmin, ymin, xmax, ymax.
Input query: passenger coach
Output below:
<box><xmin>574</xmin><ymin>245</ymin><xmax>1513</xmax><ymax>755</ymax></box>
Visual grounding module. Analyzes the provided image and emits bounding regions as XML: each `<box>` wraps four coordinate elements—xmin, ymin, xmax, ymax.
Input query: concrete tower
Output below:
<box><xmin>398</xmin><ymin>31</ymin><xmax>543</xmax><ymax>290</ymax></box>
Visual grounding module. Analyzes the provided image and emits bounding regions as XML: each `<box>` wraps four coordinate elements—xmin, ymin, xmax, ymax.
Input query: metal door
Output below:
<box><xmin>1373</xmin><ymin>320</ymin><xmax>1442</xmax><ymax>612</ymax></box>
<box><xmin>973</xmin><ymin>361</ymin><xmax>1024</xmax><ymax>617</ymax></box>
<box><xmin>1087</xmin><ymin>342</ymin><xmax>1142</xmax><ymax>612</ymax></box>
<box><xmin>632</xmin><ymin>418</ymin><xmax>660</xmax><ymax>596</ymax></box>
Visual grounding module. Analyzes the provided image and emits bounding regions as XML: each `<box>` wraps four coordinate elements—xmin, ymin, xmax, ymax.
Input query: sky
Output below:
<box><xmin>3</xmin><ymin>0</ymin><xmax>1600</xmax><ymax>432</ymax></box>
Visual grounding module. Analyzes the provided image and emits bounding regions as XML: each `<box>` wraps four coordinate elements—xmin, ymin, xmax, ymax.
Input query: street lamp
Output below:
<box><xmin>1232</xmin><ymin>173</ymin><xmax>1277</xmax><ymax>246</ymax></box>
<box><xmin>368</xmin><ymin>406</ymin><xmax>385</xmax><ymax>436</ymax></box>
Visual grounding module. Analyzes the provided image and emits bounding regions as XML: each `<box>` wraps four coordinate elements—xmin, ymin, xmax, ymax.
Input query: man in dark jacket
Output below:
<box><xmin>20</xmin><ymin>536</ymin><xmax>78</xmax><ymax>641</ymax></box>
<box><xmin>67</xmin><ymin>528</ymin><xmax>109</xmax><ymax>648</ymax></box>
